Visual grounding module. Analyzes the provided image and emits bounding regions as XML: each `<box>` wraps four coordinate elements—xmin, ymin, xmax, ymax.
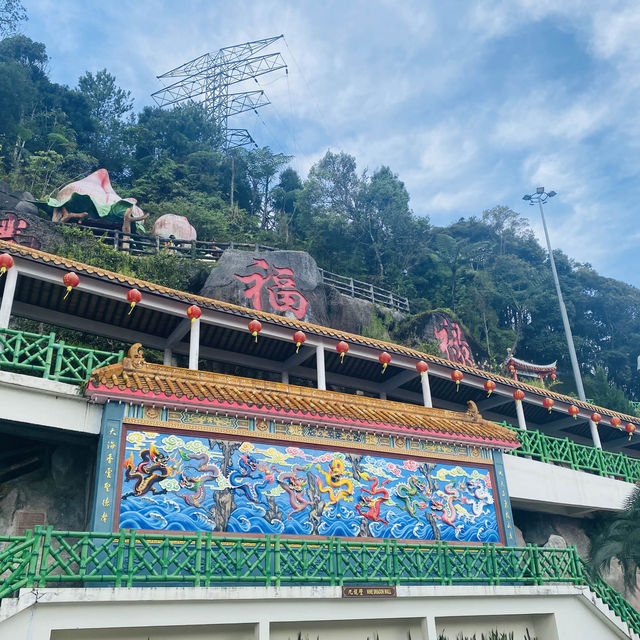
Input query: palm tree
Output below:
<box><xmin>590</xmin><ymin>486</ymin><xmax>640</xmax><ymax>592</ymax></box>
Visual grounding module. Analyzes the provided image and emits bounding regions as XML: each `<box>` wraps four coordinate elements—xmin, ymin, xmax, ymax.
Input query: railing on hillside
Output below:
<box><xmin>0</xmin><ymin>329</ymin><xmax>123</xmax><ymax>384</ymax></box>
<box><xmin>0</xmin><ymin>528</ymin><xmax>638</xmax><ymax>635</ymax></box>
<box><xmin>502</xmin><ymin>421</ymin><xmax>640</xmax><ymax>484</ymax></box>
<box><xmin>77</xmin><ymin>224</ymin><xmax>410</xmax><ymax>312</ymax></box>
<box><xmin>318</xmin><ymin>268</ymin><xmax>410</xmax><ymax>312</ymax></box>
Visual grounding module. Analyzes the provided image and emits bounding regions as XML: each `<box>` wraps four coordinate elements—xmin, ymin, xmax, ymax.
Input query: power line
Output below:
<box><xmin>152</xmin><ymin>36</ymin><xmax>288</xmax><ymax>150</ymax></box>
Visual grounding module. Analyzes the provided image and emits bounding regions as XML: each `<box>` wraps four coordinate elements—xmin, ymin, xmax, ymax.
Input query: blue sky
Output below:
<box><xmin>21</xmin><ymin>1</ymin><xmax>640</xmax><ymax>288</ymax></box>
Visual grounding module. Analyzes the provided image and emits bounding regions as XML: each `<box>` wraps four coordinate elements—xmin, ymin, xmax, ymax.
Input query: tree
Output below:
<box><xmin>0</xmin><ymin>0</ymin><xmax>27</xmax><ymax>37</ymax></box>
<box><xmin>77</xmin><ymin>69</ymin><xmax>133</xmax><ymax>175</ymax></box>
<box><xmin>590</xmin><ymin>487</ymin><xmax>640</xmax><ymax>593</ymax></box>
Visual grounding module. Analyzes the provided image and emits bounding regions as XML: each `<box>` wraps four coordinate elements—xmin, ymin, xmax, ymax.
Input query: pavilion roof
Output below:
<box><xmin>87</xmin><ymin>344</ymin><xmax>520</xmax><ymax>449</ymax></box>
<box><xmin>2</xmin><ymin>239</ymin><xmax>639</xmax><ymax>433</ymax></box>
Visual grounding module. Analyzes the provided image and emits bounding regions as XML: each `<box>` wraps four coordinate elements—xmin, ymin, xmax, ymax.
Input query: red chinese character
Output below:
<box><xmin>0</xmin><ymin>213</ymin><xmax>28</xmax><ymax>241</ymax></box>
<box><xmin>235</xmin><ymin>259</ymin><xmax>309</xmax><ymax>320</ymax></box>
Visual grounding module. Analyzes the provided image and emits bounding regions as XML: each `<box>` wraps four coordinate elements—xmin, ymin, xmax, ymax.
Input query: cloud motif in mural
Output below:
<box><xmin>161</xmin><ymin>435</ymin><xmax>185</xmax><ymax>452</ymax></box>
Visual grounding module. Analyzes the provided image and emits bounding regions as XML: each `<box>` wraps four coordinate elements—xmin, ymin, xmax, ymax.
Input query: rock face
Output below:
<box><xmin>514</xmin><ymin>509</ymin><xmax>640</xmax><ymax>610</ymax></box>
<box><xmin>395</xmin><ymin>310</ymin><xmax>477</xmax><ymax>366</ymax></box>
<box><xmin>201</xmin><ymin>249</ymin><xmax>329</xmax><ymax>325</ymax></box>
<box><xmin>0</xmin><ymin>180</ymin><xmax>39</xmax><ymax>217</ymax></box>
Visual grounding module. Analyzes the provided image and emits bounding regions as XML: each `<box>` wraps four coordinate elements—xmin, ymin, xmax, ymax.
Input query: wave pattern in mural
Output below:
<box><xmin>118</xmin><ymin>429</ymin><xmax>501</xmax><ymax>542</ymax></box>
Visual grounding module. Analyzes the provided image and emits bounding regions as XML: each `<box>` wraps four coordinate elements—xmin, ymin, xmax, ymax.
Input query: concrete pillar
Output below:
<box><xmin>0</xmin><ymin>266</ymin><xmax>18</xmax><ymax>329</ymax></box>
<box><xmin>255</xmin><ymin>620</ymin><xmax>269</xmax><ymax>640</ymax></box>
<box><xmin>515</xmin><ymin>398</ymin><xmax>527</xmax><ymax>430</ymax></box>
<box><xmin>421</xmin><ymin>616</ymin><xmax>438</xmax><ymax>640</ymax></box>
<box><xmin>188</xmin><ymin>318</ymin><xmax>200</xmax><ymax>370</ymax></box>
<box><xmin>421</xmin><ymin>371</ymin><xmax>433</xmax><ymax>408</ymax></box>
<box><xmin>588</xmin><ymin>419</ymin><xmax>602</xmax><ymax>449</ymax></box>
<box><xmin>163</xmin><ymin>348</ymin><xmax>173</xmax><ymax>366</ymax></box>
<box><xmin>281</xmin><ymin>370</ymin><xmax>289</xmax><ymax>384</ymax></box>
<box><xmin>316</xmin><ymin>343</ymin><xmax>326</xmax><ymax>391</ymax></box>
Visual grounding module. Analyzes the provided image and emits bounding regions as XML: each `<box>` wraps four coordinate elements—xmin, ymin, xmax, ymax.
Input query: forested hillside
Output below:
<box><xmin>1</xmin><ymin>34</ymin><xmax>639</xmax><ymax>409</ymax></box>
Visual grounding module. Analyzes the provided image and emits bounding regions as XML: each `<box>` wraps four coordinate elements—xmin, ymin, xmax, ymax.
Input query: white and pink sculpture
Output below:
<box><xmin>152</xmin><ymin>214</ymin><xmax>197</xmax><ymax>241</ymax></box>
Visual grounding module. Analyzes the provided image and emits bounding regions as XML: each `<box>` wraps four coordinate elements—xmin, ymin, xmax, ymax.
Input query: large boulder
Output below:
<box><xmin>200</xmin><ymin>249</ymin><xmax>328</xmax><ymax>324</ymax></box>
<box><xmin>152</xmin><ymin>214</ymin><xmax>196</xmax><ymax>241</ymax></box>
<box><xmin>0</xmin><ymin>180</ymin><xmax>38</xmax><ymax>216</ymax></box>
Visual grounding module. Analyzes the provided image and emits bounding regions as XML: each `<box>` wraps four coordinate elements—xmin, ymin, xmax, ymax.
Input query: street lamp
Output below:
<box><xmin>523</xmin><ymin>187</ymin><xmax>601</xmax><ymax>448</ymax></box>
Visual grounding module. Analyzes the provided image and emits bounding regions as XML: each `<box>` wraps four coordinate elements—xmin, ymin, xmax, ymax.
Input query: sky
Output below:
<box><xmin>20</xmin><ymin>0</ymin><xmax>640</xmax><ymax>288</ymax></box>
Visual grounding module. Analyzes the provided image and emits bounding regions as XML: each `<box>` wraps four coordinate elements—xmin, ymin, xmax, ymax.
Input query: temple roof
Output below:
<box><xmin>87</xmin><ymin>345</ymin><xmax>520</xmax><ymax>449</ymax></box>
<box><xmin>2</xmin><ymin>240</ymin><xmax>639</xmax><ymax>433</ymax></box>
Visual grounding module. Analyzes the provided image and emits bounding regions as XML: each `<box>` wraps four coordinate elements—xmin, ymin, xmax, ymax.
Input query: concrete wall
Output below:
<box><xmin>0</xmin><ymin>371</ymin><xmax>101</xmax><ymax>436</ymax></box>
<box><xmin>0</xmin><ymin>585</ymin><xmax>636</xmax><ymax>640</ymax></box>
<box><xmin>504</xmin><ymin>453</ymin><xmax>635</xmax><ymax>516</ymax></box>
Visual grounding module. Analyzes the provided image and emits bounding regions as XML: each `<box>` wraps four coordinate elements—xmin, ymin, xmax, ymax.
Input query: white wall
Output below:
<box><xmin>0</xmin><ymin>584</ymin><xmax>636</xmax><ymax>640</ymax></box>
<box><xmin>504</xmin><ymin>453</ymin><xmax>635</xmax><ymax>515</ymax></box>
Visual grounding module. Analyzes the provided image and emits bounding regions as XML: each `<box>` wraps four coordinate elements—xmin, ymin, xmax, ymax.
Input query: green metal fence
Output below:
<box><xmin>0</xmin><ymin>329</ymin><xmax>123</xmax><ymax>384</ymax></box>
<box><xmin>502</xmin><ymin>421</ymin><xmax>640</xmax><ymax>484</ymax></box>
<box><xmin>0</xmin><ymin>528</ymin><xmax>638</xmax><ymax>634</ymax></box>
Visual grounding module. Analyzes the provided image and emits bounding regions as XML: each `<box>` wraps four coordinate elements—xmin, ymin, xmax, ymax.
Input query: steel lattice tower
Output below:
<box><xmin>152</xmin><ymin>35</ymin><xmax>287</xmax><ymax>149</ymax></box>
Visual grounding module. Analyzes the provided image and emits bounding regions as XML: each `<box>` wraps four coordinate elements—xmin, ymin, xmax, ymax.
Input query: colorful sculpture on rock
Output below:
<box><xmin>36</xmin><ymin>169</ymin><xmax>148</xmax><ymax>233</ymax></box>
<box><xmin>117</xmin><ymin>429</ymin><xmax>501</xmax><ymax>542</ymax></box>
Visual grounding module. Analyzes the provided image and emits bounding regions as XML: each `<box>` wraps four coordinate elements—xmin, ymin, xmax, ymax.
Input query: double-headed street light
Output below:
<box><xmin>523</xmin><ymin>187</ymin><xmax>601</xmax><ymax>448</ymax></box>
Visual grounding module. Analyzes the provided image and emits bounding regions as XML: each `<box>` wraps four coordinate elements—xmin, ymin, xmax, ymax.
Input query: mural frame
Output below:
<box><xmin>113</xmin><ymin>420</ymin><xmax>508</xmax><ymax>546</ymax></box>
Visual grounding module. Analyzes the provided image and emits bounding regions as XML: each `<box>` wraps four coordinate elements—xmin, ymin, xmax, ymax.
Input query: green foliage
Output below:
<box><xmin>590</xmin><ymin>486</ymin><xmax>640</xmax><ymax>592</ymax></box>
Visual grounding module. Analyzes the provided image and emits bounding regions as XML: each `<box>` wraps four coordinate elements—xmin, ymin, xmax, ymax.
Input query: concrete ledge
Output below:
<box><xmin>0</xmin><ymin>370</ymin><xmax>101</xmax><ymax>435</ymax></box>
<box><xmin>504</xmin><ymin>452</ymin><xmax>636</xmax><ymax>515</ymax></box>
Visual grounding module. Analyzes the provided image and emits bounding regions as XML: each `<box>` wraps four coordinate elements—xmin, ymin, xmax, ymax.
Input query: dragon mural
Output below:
<box><xmin>117</xmin><ymin>430</ymin><xmax>502</xmax><ymax>543</ymax></box>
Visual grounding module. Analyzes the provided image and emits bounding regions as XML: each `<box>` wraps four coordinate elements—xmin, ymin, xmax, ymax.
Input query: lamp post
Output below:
<box><xmin>523</xmin><ymin>187</ymin><xmax>601</xmax><ymax>448</ymax></box>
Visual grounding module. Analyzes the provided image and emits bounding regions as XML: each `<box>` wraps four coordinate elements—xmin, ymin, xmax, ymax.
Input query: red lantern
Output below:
<box><xmin>610</xmin><ymin>416</ymin><xmax>621</xmax><ymax>429</ymax></box>
<box><xmin>513</xmin><ymin>389</ymin><xmax>525</xmax><ymax>403</ymax></box>
<box><xmin>484</xmin><ymin>380</ymin><xmax>496</xmax><ymax>397</ymax></box>
<box><xmin>248</xmin><ymin>319</ymin><xmax>262</xmax><ymax>342</ymax></box>
<box><xmin>379</xmin><ymin>351</ymin><xmax>391</xmax><ymax>374</ymax></box>
<box><xmin>568</xmin><ymin>405</ymin><xmax>579</xmax><ymax>419</ymax></box>
<box><xmin>590</xmin><ymin>412</ymin><xmax>602</xmax><ymax>425</ymax></box>
<box><xmin>551</xmin><ymin>373</ymin><xmax>557</xmax><ymax>381</ymax></box>
<box><xmin>187</xmin><ymin>304</ymin><xmax>202</xmax><ymax>323</ymax></box>
<box><xmin>293</xmin><ymin>330</ymin><xmax>306</xmax><ymax>353</ymax></box>
<box><xmin>62</xmin><ymin>271</ymin><xmax>79</xmax><ymax>300</ymax></box>
<box><xmin>0</xmin><ymin>253</ymin><xmax>13</xmax><ymax>277</ymax></box>
<box><xmin>416</xmin><ymin>360</ymin><xmax>429</xmax><ymax>379</ymax></box>
<box><xmin>451</xmin><ymin>370</ymin><xmax>463</xmax><ymax>391</ymax></box>
<box><xmin>509</xmin><ymin>365</ymin><xmax>515</xmax><ymax>373</ymax></box>
<box><xmin>336</xmin><ymin>341</ymin><xmax>349</xmax><ymax>364</ymax></box>
<box><xmin>542</xmin><ymin>397</ymin><xmax>554</xmax><ymax>413</ymax></box>
<box><xmin>625</xmin><ymin>423</ymin><xmax>636</xmax><ymax>440</ymax></box>
<box><xmin>126</xmin><ymin>288</ymin><xmax>142</xmax><ymax>315</ymax></box>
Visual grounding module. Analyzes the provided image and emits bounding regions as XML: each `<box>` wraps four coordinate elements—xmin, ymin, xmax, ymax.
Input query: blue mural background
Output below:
<box><xmin>118</xmin><ymin>428</ymin><xmax>501</xmax><ymax>542</ymax></box>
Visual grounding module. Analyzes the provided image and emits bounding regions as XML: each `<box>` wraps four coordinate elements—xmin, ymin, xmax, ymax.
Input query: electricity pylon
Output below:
<box><xmin>152</xmin><ymin>35</ymin><xmax>287</xmax><ymax>149</ymax></box>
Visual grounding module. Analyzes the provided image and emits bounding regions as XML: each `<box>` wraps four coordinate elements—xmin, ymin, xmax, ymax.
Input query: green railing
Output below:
<box><xmin>502</xmin><ymin>422</ymin><xmax>640</xmax><ymax>484</ymax></box>
<box><xmin>0</xmin><ymin>528</ymin><xmax>638</xmax><ymax>635</ymax></box>
<box><xmin>0</xmin><ymin>329</ymin><xmax>123</xmax><ymax>384</ymax></box>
